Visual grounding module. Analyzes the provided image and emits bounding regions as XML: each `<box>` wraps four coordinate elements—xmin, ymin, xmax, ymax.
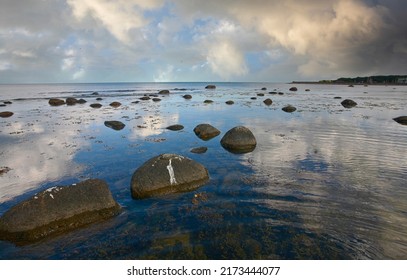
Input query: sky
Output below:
<box><xmin>0</xmin><ymin>0</ymin><xmax>406</xmax><ymax>83</ymax></box>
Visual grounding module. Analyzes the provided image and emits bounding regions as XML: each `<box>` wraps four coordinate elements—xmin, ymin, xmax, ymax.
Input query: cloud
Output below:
<box><xmin>67</xmin><ymin>0</ymin><xmax>164</xmax><ymax>43</ymax></box>
<box><xmin>206</xmin><ymin>40</ymin><xmax>248</xmax><ymax>79</ymax></box>
<box><xmin>0</xmin><ymin>0</ymin><xmax>406</xmax><ymax>82</ymax></box>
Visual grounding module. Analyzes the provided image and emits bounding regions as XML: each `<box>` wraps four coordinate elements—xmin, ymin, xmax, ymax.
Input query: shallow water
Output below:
<box><xmin>0</xmin><ymin>82</ymin><xmax>406</xmax><ymax>259</ymax></box>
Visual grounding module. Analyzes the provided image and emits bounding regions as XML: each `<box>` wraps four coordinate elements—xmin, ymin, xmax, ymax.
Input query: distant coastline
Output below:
<box><xmin>292</xmin><ymin>75</ymin><xmax>407</xmax><ymax>85</ymax></box>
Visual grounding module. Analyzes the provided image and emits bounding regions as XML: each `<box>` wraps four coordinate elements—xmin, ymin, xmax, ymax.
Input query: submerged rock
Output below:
<box><xmin>130</xmin><ymin>154</ymin><xmax>209</xmax><ymax>199</ymax></box>
<box><xmin>282</xmin><ymin>105</ymin><xmax>297</xmax><ymax>112</ymax></box>
<box><xmin>393</xmin><ymin>116</ymin><xmax>407</xmax><ymax>125</ymax></box>
<box><xmin>261</xmin><ymin>87</ymin><xmax>267</xmax><ymax>90</ymax></box>
<box><xmin>204</xmin><ymin>100</ymin><xmax>214</xmax><ymax>104</ymax></box>
<box><xmin>190</xmin><ymin>147</ymin><xmax>208</xmax><ymax>154</ymax></box>
<box><xmin>0</xmin><ymin>111</ymin><xmax>13</xmax><ymax>118</ymax></box>
<box><xmin>109</xmin><ymin>101</ymin><xmax>121</xmax><ymax>108</ymax></box>
<box><xmin>104</xmin><ymin>121</ymin><xmax>125</xmax><ymax>131</ymax></box>
<box><xmin>220</xmin><ymin>126</ymin><xmax>257</xmax><ymax>154</ymax></box>
<box><xmin>0</xmin><ymin>179</ymin><xmax>121</xmax><ymax>244</ymax></box>
<box><xmin>48</xmin><ymin>98</ymin><xmax>65</xmax><ymax>106</ymax></box>
<box><xmin>205</xmin><ymin>85</ymin><xmax>216</xmax><ymax>89</ymax></box>
<box><xmin>140</xmin><ymin>96</ymin><xmax>150</xmax><ymax>101</ymax></box>
<box><xmin>257</xmin><ymin>93</ymin><xmax>265</xmax><ymax>96</ymax></box>
<box><xmin>341</xmin><ymin>99</ymin><xmax>357</xmax><ymax>108</ymax></box>
<box><xmin>152</xmin><ymin>98</ymin><xmax>161</xmax><ymax>102</ymax></box>
<box><xmin>334</xmin><ymin>96</ymin><xmax>342</xmax><ymax>99</ymax></box>
<box><xmin>193</xmin><ymin>124</ymin><xmax>221</xmax><ymax>140</ymax></box>
<box><xmin>90</xmin><ymin>103</ymin><xmax>102</xmax><ymax>109</ymax></box>
<box><xmin>3</xmin><ymin>101</ymin><xmax>12</xmax><ymax>105</ymax></box>
<box><xmin>263</xmin><ymin>98</ymin><xmax>273</xmax><ymax>106</ymax></box>
<box><xmin>96</xmin><ymin>97</ymin><xmax>103</xmax><ymax>101</ymax></box>
<box><xmin>166</xmin><ymin>124</ymin><xmax>184</xmax><ymax>131</ymax></box>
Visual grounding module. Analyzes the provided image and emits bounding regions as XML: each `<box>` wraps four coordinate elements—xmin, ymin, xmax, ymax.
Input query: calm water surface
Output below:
<box><xmin>0</xmin><ymin>82</ymin><xmax>406</xmax><ymax>259</ymax></box>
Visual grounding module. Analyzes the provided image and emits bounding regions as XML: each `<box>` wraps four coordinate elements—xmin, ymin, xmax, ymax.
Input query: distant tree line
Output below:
<box><xmin>324</xmin><ymin>75</ymin><xmax>407</xmax><ymax>84</ymax></box>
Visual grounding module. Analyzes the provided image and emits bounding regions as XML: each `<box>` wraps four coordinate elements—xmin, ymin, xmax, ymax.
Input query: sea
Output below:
<box><xmin>0</xmin><ymin>82</ymin><xmax>406</xmax><ymax>259</ymax></box>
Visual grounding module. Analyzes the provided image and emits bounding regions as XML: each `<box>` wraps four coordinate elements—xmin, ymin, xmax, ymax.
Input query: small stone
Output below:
<box><xmin>305</xmin><ymin>89</ymin><xmax>310</xmax><ymax>92</ymax></box>
<box><xmin>140</xmin><ymin>96</ymin><xmax>150</xmax><ymax>101</ymax></box>
<box><xmin>257</xmin><ymin>93</ymin><xmax>265</xmax><ymax>96</ymax></box>
<box><xmin>152</xmin><ymin>98</ymin><xmax>161</xmax><ymax>102</ymax></box>
<box><xmin>159</xmin><ymin>90</ymin><xmax>170</xmax><ymax>94</ymax></box>
<box><xmin>96</xmin><ymin>97</ymin><xmax>103</xmax><ymax>101</ymax></box>
<box><xmin>282</xmin><ymin>105</ymin><xmax>297</xmax><ymax>112</ymax></box>
<box><xmin>278</xmin><ymin>92</ymin><xmax>284</xmax><ymax>95</ymax></box>
<box><xmin>204</xmin><ymin>100</ymin><xmax>214</xmax><ymax>103</ymax></box>
<box><xmin>261</xmin><ymin>87</ymin><xmax>267</xmax><ymax>90</ymax></box>
<box><xmin>0</xmin><ymin>111</ymin><xmax>13</xmax><ymax>118</ymax></box>
<box><xmin>91</xmin><ymin>92</ymin><xmax>99</xmax><ymax>95</ymax></box>
<box><xmin>104</xmin><ymin>121</ymin><xmax>126</xmax><ymax>131</ymax></box>
<box><xmin>90</xmin><ymin>103</ymin><xmax>102</xmax><ymax>109</ymax></box>
<box><xmin>166</xmin><ymin>124</ymin><xmax>184</xmax><ymax>131</ymax></box>
<box><xmin>109</xmin><ymin>101</ymin><xmax>121</xmax><ymax>108</ymax></box>
<box><xmin>3</xmin><ymin>101</ymin><xmax>12</xmax><ymax>105</ymax></box>
<box><xmin>183</xmin><ymin>94</ymin><xmax>192</xmax><ymax>99</ymax></box>
<box><xmin>190</xmin><ymin>147</ymin><xmax>208</xmax><ymax>154</ymax></box>
<box><xmin>77</xmin><ymin>99</ymin><xmax>87</xmax><ymax>104</ymax></box>
<box><xmin>250</xmin><ymin>97</ymin><xmax>257</xmax><ymax>100</ymax></box>
<box><xmin>269</xmin><ymin>91</ymin><xmax>277</xmax><ymax>95</ymax></box>
<box><xmin>205</xmin><ymin>85</ymin><xmax>216</xmax><ymax>89</ymax></box>
<box><xmin>263</xmin><ymin>98</ymin><xmax>273</xmax><ymax>106</ymax></box>
<box><xmin>334</xmin><ymin>96</ymin><xmax>342</xmax><ymax>99</ymax></box>
<box><xmin>225</xmin><ymin>100</ymin><xmax>234</xmax><ymax>105</ymax></box>
<box><xmin>289</xmin><ymin>87</ymin><xmax>298</xmax><ymax>91</ymax></box>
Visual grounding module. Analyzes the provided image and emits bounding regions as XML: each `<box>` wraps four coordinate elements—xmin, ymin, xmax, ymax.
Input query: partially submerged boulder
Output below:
<box><xmin>282</xmin><ymin>105</ymin><xmax>297</xmax><ymax>113</ymax></box>
<box><xmin>109</xmin><ymin>101</ymin><xmax>121</xmax><ymax>108</ymax></box>
<box><xmin>66</xmin><ymin>97</ymin><xmax>78</xmax><ymax>106</ymax></box>
<box><xmin>166</xmin><ymin>124</ymin><xmax>184</xmax><ymax>131</ymax></box>
<box><xmin>0</xmin><ymin>179</ymin><xmax>121</xmax><ymax>244</ymax></box>
<box><xmin>263</xmin><ymin>98</ymin><xmax>273</xmax><ymax>106</ymax></box>
<box><xmin>190</xmin><ymin>147</ymin><xmax>208</xmax><ymax>154</ymax></box>
<box><xmin>393</xmin><ymin>116</ymin><xmax>407</xmax><ymax>125</ymax></box>
<box><xmin>220</xmin><ymin>126</ymin><xmax>257</xmax><ymax>154</ymax></box>
<box><xmin>341</xmin><ymin>99</ymin><xmax>357</xmax><ymax>108</ymax></box>
<box><xmin>48</xmin><ymin>98</ymin><xmax>65</xmax><ymax>106</ymax></box>
<box><xmin>159</xmin><ymin>90</ymin><xmax>170</xmax><ymax>95</ymax></box>
<box><xmin>90</xmin><ymin>103</ymin><xmax>102</xmax><ymax>109</ymax></box>
<box><xmin>0</xmin><ymin>111</ymin><xmax>13</xmax><ymax>118</ymax></box>
<box><xmin>193</xmin><ymin>124</ymin><xmax>221</xmax><ymax>140</ymax></box>
<box><xmin>104</xmin><ymin>120</ymin><xmax>125</xmax><ymax>131</ymax></box>
<box><xmin>130</xmin><ymin>154</ymin><xmax>209</xmax><ymax>199</ymax></box>
<box><xmin>289</xmin><ymin>87</ymin><xmax>298</xmax><ymax>91</ymax></box>
<box><xmin>205</xmin><ymin>85</ymin><xmax>216</xmax><ymax>89</ymax></box>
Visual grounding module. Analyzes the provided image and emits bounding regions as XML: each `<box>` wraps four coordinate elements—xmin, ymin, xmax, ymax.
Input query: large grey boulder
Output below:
<box><xmin>0</xmin><ymin>179</ymin><xmax>121</xmax><ymax>244</ymax></box>
<box><xmin>131</xmin><ymin>154</ymin><xmax>209</xmax><ymax>199</ymax></box>
<box><xmin>193</xmin><ymin>124</ymin><xmax>221</xmax><ymax>140</ymax></box>
<box><xmin>220</xmin><ymin>126</ymin><xmax>257</xmax><ymax>153</ymax></box>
